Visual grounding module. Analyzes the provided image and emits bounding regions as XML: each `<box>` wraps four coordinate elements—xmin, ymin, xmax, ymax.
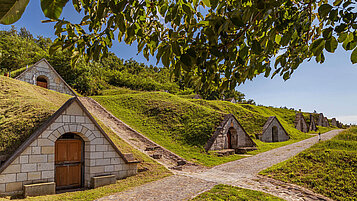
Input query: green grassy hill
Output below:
<box><xmin>261</xmin><ymin>127</ymin><xmax>357</xmax><ymax>201</ymax></box>
<box><xmin>92</xmin><ymin>88</ymin><xmax>330</xmax><ymax>166</ymax></box>
<box><xmin>0</xmin><ymin>76</ymin><xmax>71</xmax><ymax>156</ymax></box>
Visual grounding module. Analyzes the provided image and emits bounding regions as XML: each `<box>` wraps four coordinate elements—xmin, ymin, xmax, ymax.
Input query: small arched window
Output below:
<box><xmin>36</xmin><ymin>76</ymin><xmax>48</xmax><ymax>88</ymax></box>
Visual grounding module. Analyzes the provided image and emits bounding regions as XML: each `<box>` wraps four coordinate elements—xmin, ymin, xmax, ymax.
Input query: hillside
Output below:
<box><xmin>0</xmin><ymin>76</ymin><xmax>71</xmax><ymax>156</ymax></box>
<box><xmin>92</xmin><ymin>89</ymin><xmax>324</xmax><ymax>166</ymax></box>
<box><xmin>261</xmin><ymin>127</ymin><xmax>357</xmax><ymax>201</ymax></box>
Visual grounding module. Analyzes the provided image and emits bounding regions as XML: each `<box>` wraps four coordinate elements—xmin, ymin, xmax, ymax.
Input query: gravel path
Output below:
<box><xmin>97</xmin><ymin>175</ymin><xmax>216</xmax><ymax>201</ymax></box>
<box><xmin>98</xmin><ymin>129</ymin><xmax>343</xmax><ymax>201</ymax></box>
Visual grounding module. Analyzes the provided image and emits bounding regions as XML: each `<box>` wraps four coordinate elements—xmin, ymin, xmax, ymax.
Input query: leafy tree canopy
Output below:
<box><xmin>1</xmin><ymin>0</ymin><xmax>356</xmax><ymax>93</ymax></box>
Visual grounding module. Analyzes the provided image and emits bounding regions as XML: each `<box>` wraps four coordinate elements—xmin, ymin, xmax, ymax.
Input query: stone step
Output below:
<box><xmin>145</xmin><ymin>146</ymin><xmax>160</xmax><ymax>151</ymax></box>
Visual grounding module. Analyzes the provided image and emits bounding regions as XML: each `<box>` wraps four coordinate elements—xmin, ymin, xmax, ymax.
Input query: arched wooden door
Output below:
<box><xmin>227</xmin><ymin>128</ymin><xmax>238</xmax><ymax>149</ymax></box>
<box><xmin>272</xmin><ymin>126</ymin><xmax>278</xmax><ymax>142</ymax></box>
<box><xmin>36</xmin><ymin>76</ymin><xmax>48</xmax><ymax>88</ymax></box>
<box><xmin>227</xmin><ymin>130</ymin><xmax>232</xmax><ymax>149</ymax></box>
<box><xmin>55</xmin><ymin>136</ymin><xmax>83</xmax><ymax>190</ymax></box>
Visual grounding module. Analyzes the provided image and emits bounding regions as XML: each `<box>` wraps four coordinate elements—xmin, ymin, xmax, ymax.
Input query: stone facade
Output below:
<box><xmin>259</xmin><ymin>116</ymin><xmax>289</xmax><ymax>142</ymax></box>
<box><xmin>16</xmin><ymin>59</ymin><xmax>76</xmax><ymax>96</ymax></box>
<box><xmin>0</xmin><ymin>98</ymin><xmax>137</xmax><ymax>195</ymax></box>
<box><xmin>331</xmin><ymin>118</ymin><xmax>337</xmax><ymax>127</ymax></box>
<box><xmin>317</xmin><ymin>113</ymin><xmax>325</xmax><ymax>126</ymax></box>
<box><xmin>309</xmin><ymin>114</ymin><xmax>317</xmax><ymax>131</ymax></box>
<box><xmin>205</xmin><ymin>114</ymin><xmax>256</xmax><ymax>151</ymax></box>
<box><xmin>324</xmin><ymin>117</ymin><xmax>330</xmax><ymax>127</ymax></box>
<box><xmin>295</xmin><ymin>113</ymin><xmax>309</xmax><ymax>133</ymax></box>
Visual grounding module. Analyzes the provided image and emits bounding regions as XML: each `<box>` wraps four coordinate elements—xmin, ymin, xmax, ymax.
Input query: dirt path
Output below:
<box><xmin>98</xmin><ymin>129</ymin><xmax>343</xmax><ymax>201</ymax></box>
<box><xmin>79</xmin><ymin>97</ymin><xmax>203</xmax><ymax>172</ymax></box>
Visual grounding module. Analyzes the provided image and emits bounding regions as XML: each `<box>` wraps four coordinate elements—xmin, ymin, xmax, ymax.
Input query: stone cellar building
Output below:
<box><xmin>0</xmin><ymin>97</ymin><xmax>138</xmax><ymax>196</ymax></box>
<box><xmin>258</xmin><ymin>116</ymin><xmax>289</xmax><ymax>142</ymax></box>
<box><xmin>16</xmin><ymin>58</ymin><xmax>76</xmax><ymax>96</ymax></box>
<box><xmin>309</xmin><ymin>114</ymin><xmax>317</xmax><ymax>132</ymax></box>
<box><xmin>295</xmin><ymin>113</ymin><xmax>309</xmax><ymax>133</ymax></box>
<box><xmin>205</xmin><ymin>114</ymin><xmax>256</xmax><ymax>153</ymax></box>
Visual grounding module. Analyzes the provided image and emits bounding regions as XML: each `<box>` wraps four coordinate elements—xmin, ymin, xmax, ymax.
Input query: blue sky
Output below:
<box><xmin>1</xmin><ymin>0</ymin><xmax>357</xmax><ymax>124</ymax></box>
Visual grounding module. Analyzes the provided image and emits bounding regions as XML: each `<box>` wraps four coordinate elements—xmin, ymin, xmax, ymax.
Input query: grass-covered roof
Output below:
<box><xmin>92</xmin><ymin>88</ymin><xmax>326</xmax><ymax>166</ymax></box>
<box><xmin>0</xmin><ymin>76</ymin><xmax>70</xmax><ymax>156</ymax></box>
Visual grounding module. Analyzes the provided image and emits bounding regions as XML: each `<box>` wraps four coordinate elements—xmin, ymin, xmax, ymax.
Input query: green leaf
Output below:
<box><xmin>41</xmin><ymin>0</ymin><xmax>69</xmax><ymax>19</ymax></box>
<box><xmin>325</xmin><ymin>37</ymin><xmax>338</xmax><ymax>53</ymax></box>
<box><xmin>162</xmin><ymin>50</ymin><xmax>170</xmax><ymax>67</ymax></box>
<box><xmin>182</xmin><ymin>4</ymin><xmax>191</xmax><ymax>15</ymax></box>
<box><xmin>333</xmin><ymin>0</ymin><xmax>343</xmax><ymax>6</ymax></box>
<box><xmin>202</xmin><ymin>0</ymin><xmax>211</xmax><ymax>7</ymax></box>
<box><xmin>318</xmin><ymin>4</ymin><xmax>332</xmax><ymax>18</ymax></box>
<box><xmin>180</xmin><ymin>54</ymin><xmax>192</xmax><ymax>67</ymax></box>
<box><xmin>230</xmin><ymin>15</ymin><xmax>244</xmax><ymax>27</ymax></box>
<box><xmin>351</xmin><ymin>48</ymin><xmax>357</xmax><ymax>64</ymax></box>
<box><xmin>172</xmin><ymin>42</ymin><xmax>181</xmax><ymax>55</ymax></box>
<box><xmin>252</xmin><ymin>40</ymin><xmax>262</xmax><ymax>54</ymax></box>
<box><xmin>283</xmin><ymin>72</ymin><xmax>290</xmax><ymax>80</ymax></box>
<box><xmin>49</xmin><ymin>39</ymin><xmax>63</xmax><ymax>55</ymax></box>
<box><xmin>0</xmin><ymin>0</ymin><xmax>30</xmax><ymax>25</ymax></box>
<box><xmin>275</xmin><ymin>35</ymin><xmax>281</xmax><ymax>45</ymax></box>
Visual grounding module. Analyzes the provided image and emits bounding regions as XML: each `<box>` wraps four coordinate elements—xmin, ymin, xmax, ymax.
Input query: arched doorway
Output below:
<box><xmin>36</xmin><ymin>75</ymin><xmax>48</xmax><ymax>88</ymax></box>
<box><xmin>227</xmin><ymin>127</ymin><xmax>238</xmax><ymax>149</ymax></box>
<box><xmin>55</xmin><ymin>133</ymin><xmax>84</xmax><ymax>190</ymax></box>
<box><xmin>272</xmin><ymin>126</ymin><xmax>278</xmax><ymax>142</ymax></box>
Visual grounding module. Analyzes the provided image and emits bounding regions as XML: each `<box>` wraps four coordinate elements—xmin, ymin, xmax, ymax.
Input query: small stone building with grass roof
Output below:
<box><xmin>0</xmin><ymin>97</ymin><xmax>138</xmax><ymax>195</ymax></box>
<box><xmin>309</xmin><ymin>114</ymin><xmax>317</xmax><ymax>132</ymax></box>
<box><xmin>205</xmin><ymin>114</ymin><xmax>256</xmax><ymax>154</ymax></box>
<box><xmin>331</xmin><ymin>118</ymin><xmax>337</xmax><ymax>127</ymax></box>
<box><xmin>317</xmin><ymin>113</ymin><xmax>325</xmax><ymax>126</ymax></box>
<box><xmin>257</xmin><ymin>116</ymin><xmax>289</xmax><ymax>142</ymax></box>
<box><xmin>15</xmin><ymin>58</ymin><xmax>76</xmax><ymax>96</ymax></box>
<box><xmin>295</xmin><ymin>112</ymin><xmax>309</xmax><ymax>133</ymax></box>
<box><xmin>323</xmin><ymin>117</ymin><xmax>330</xmax><ymax>127</ymax></box>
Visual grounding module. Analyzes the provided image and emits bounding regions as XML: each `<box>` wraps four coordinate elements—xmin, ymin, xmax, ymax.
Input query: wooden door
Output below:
<box><xmin>36</xmin><ymin>81</ymin><xmax>47</xmax><ymax>88</ymax></box>
<box><xmin>55</xmin><ymin>139</ymin><xmax>82</xmax><ymax>189</ymax></box>
<box><xmin>227</xmin><ymin>130</ymin><xmax>232</xmax><ymax>149</ymax></box>
<box><xmin>272</xmin><ymin>126</ymin><xmax>279</xmax><ymax>142</ymax></box>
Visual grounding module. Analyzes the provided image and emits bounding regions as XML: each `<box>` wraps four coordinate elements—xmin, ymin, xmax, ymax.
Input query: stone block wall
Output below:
<box><xmin>261</xmin><ymin>119</ymin><xmax>289</xmax><ymax>142</ymax></box>
<box><xmin>16</xmin><ymin>60</ymin><xmax>76</xmax><ymax>96</ymax></box>
<box><xmin>209</xmin><ymin>118</ymin><xmax>254</xmax><ymax>151</ymax></box>
<box><xmin>0</xmin><ymin>101</ymin><xmax>137</xmax><ymax>195</ymax></box>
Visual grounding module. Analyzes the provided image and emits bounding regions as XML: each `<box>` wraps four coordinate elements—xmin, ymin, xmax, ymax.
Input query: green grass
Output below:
<box><xmin>190</xmin><ymin>184</ymin><xmax>284</xmax><ymax>201</ymax></box>
<box><xmin>260</xmin><ymin>127</ymin><xmax>357</xmax><ymax>201</ymax></box>
<box><xmin>10</xmin><ymin>67</ymin><xmax>27</xmax><ymax>78</ymax></box>
<box><xmin>91</xmin><ymin>89</ymin><xmax>320</xmax><ymax>167</ymax></box>
<box><xmin>0</xmin><ymin>76</ymin><xmax>71</xmax><ymax>155</ymax></box>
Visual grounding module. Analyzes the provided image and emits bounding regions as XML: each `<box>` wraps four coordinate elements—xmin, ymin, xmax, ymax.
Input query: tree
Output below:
<box><xmin>1</xmin><ymin>0</ymin><xmax>356</xmax><ymax>93</ymax></box>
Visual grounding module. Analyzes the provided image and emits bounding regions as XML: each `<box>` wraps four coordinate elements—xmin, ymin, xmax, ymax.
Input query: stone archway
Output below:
<box><xmin>272</xmin><ymin>126</ymin><xmax>278</xmax><ymax>142</ymax></box>
<box><xmin>36</xmin><ymin>75</ymin><xmax>49</xmax><ymax>88</ymax></box>
<box><xmin>48</xmin><ymin>125</ymin><xmax>92</xmax><ymax>188</ymax></box>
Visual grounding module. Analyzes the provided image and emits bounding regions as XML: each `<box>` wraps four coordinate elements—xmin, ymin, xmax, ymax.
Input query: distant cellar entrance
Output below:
<box><xmin>272</xmin><ymin>126</ymin><xmax>278</xmax><ymax>142</ymax></box>
<box><xmin>36</xmin><ymin>76</ymin><xmax>48</xmax><ymax>88</ymax></box>
<box><xmin>227</xmin><ymin>127</ymin><xmax>238</xmax><ymax>149</ymax></box>
<box><xmin>55</xmin><ymin>133</ymin><xmax>84</xmax><ymax>190</ymax></box>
